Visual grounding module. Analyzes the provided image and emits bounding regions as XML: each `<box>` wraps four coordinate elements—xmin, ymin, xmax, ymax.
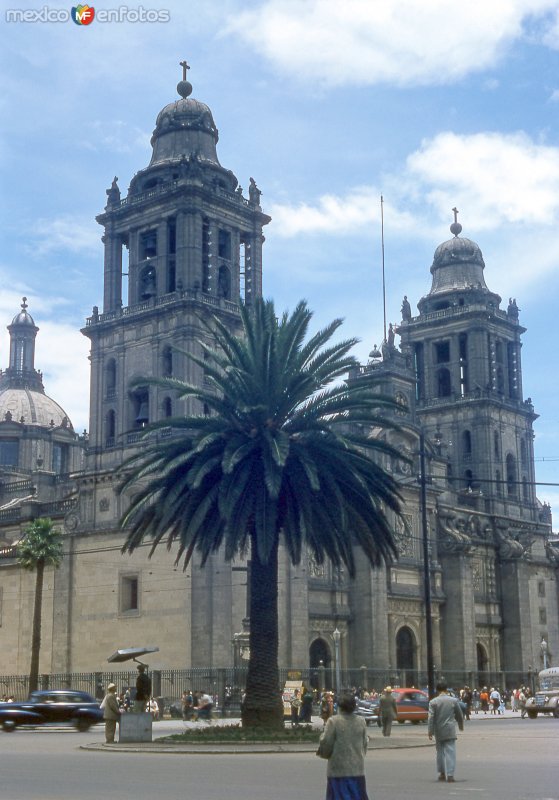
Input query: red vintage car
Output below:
<box><xmin>392</xmin><ymin>688</ymin><xmax>429</xmax><ymax>723</ymax></box>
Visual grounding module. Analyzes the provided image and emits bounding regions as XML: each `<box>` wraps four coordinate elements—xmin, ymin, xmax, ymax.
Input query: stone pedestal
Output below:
<box><xmin>119</xmin><ymin>712</ymin><xmax>152</xmax><ymax>743</ymax></box>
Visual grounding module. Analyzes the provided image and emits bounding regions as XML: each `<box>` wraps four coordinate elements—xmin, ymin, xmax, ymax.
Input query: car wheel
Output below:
<box><xmin>553</xmin><ymin>707</ymin><xmax>559</xmax><ymax>719</ymax></box>
<box><xmin>527</xmin><ymin>710</ymin><xmax>538</xmax><ymax>720</ymax></box>
<box><xmin>2</xmin><ymin>720</ymin><xmax>16</xmax><ymax>732</ymax></box>
<box><xmin>397</xmin><ymin>719</ymin><xmax>405</xmax><ymax>724</ymax></box>
<box><xmin>74</xmin><ymin>718</ymin><xmax>92</xmax><ymax>732</ymax></box>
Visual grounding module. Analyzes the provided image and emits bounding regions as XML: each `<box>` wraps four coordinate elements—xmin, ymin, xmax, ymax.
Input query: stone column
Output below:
<box><xmin>277</xmin><ymin>548</ymin><xmax>308</xmax><ymax>667</ymax></box>
<box><xmin>499</xmin><ymin>557</ymin><xmax>533</xmax><ymax>671</ymax></box>
<box><xmin>128</xmin><ymin>229</ymin><xmax>139</xmax><ymax>306</ymax></box>
<box><xmin>156</xmin><ymin>220</ymin><xmax>168</xmax><ymax>297</ymax></box>
<box><xmin>102</xmin><ymin>225</ymin><xmax>122</xmax><ymax>313</ymax></box>
<box><xmin>438</xmin><ymin>547</ymin><xmax>476</xmax><ymax>674</ymax></box>
<box><xmin>349</xmin><ymin>557</ymin><xmax>389</xmax><ymax>670</ymax></box>
<box><xmin>245</xmin><ymin>230</ymin><xmax>264</xmax><ymax>304</ymax></box>
<box><xmin>231</xmin><ymin>228</ymin><xmax>241</xmax><ymax>300</ymax></box>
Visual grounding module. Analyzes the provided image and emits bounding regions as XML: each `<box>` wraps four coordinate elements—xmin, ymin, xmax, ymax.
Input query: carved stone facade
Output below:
<box><xmin>0</xmin><ymin>78</ymin><xmax>557</xmax><ymax>689</ymax></box>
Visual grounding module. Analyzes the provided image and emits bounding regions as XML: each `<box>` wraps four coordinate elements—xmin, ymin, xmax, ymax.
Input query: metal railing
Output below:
<box><xmin>0</xmin><ymin>667</ymin><xmax>536</xmax><ymax>704</ymax></box>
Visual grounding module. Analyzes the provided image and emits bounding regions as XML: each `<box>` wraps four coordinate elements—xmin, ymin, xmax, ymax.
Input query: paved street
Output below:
<box><xmin>0</xmin><ymin>715</ymin><xmax>556</xmax><ymax>800</ymax></box>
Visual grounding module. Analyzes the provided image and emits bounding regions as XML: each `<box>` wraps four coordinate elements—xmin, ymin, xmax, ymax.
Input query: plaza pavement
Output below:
<box><xmin>82</xmin><ymin>707</ymin><xmax>528</xmax><ymax>754</ymax></box>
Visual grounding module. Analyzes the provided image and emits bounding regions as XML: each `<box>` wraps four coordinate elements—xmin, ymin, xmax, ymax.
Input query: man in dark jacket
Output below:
<box><xmin>428</xmin><ymin>680</ymin><xmax>464</xmax><ymax>783</ymax></box>
<box><xmin>135</xmin><ymin>664</ymin><xmax>151</xmax><ymax>712</ymax></box>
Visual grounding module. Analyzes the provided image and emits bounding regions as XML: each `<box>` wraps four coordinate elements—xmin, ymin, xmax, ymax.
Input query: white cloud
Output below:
<box><xmin>270</xmin><ymin>188</ymin><xmax>421</xmax><ymax>238</ymax></box>
<box><xmin>30</xmin><ymin>216</ymin><xmax>101</xmax><ymax>256</ymax></box>
<box><xmin>270</xmin><ymin>130</ymin><xmax>559</xmax><ymax>236</ymax></box>
<box><xmin>266</xmin><ymin>129</ymin><xmax>559</xmax><ymax>298</ymax></box>
<box><xmin>226</xmin><ymin>0</ymin><xmax>557</xmax><ymax>87</ymax></box>
<box><xmin>406</xmin><ymin>131</ymin><xmax>559</xmax><ymax>227</ymax></box>
<box><xmin>37</xmin><ymin>321</ymin><xmax>91</xmax><ymax>433</ymax></box>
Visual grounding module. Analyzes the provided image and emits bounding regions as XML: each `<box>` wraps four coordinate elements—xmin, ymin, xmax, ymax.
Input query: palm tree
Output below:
<box><xmin>120</xmin><ymin>298</ymin><xmax>404</xmax><ymax>729</ymax></box>
<box><xmin>17</xmin><ymin>518</ymin><xmax>63</xmax><ymax>694</ymax></box>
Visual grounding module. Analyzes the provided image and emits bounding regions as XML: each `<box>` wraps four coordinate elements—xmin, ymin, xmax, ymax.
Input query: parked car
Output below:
<box><xmin>355</xmin><ymin>697</ymin><xmax>380</xmax><ymax>726</ymax></box>
<box><xmin>392</xmin><ymin>688</ymin><xmax>429</xmax><ymax>723</ymax></box>
<box><xmin>0</xmin><ymin>690</ymin><xmax>103</xmax><ymax>732</ymax></box>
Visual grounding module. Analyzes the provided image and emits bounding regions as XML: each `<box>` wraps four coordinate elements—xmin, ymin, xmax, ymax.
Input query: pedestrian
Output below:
<box><xmin>300</xmin><ymin>686</ymin><xmax>314</xmax><ymax>723</ymax></box>
<box><xmin>101</xmin><ymin>683</ymin><xmax>120</xmax><ymax>744</ymax></box>
<box><xmin>460</xmin><ymin>686</ymin><xmax>472</xmax><ymax>720</ymax></box>
<box><xmin>320</xmin><ymin>692</ymin><xmax>334</xmax><ymax>727</ymax></box>
<box><xmin>181</xmin><ymin>689</ymin><xmax>193</xmax><ymax>721</ymax></box>
<box><xmin>428</xmin><ymin>680</ymin><xmax>464</xmax><ymax>783</ymax></box>
<box><xmin>134</xmin><ymin>664</ymin><xmax>151</xmax><ymax>713</ymax></box>
<box><xmin>197</xmin><ymin>691</ymin><xmax>214</xmax><ymax>721</ymax></box>
<box><xmin>290</xmin><ymin>689</ymin><xmax>302</xmax><ymax>727</ymax></box>
<box><xmin>317</xmin><ymin>692</ymin><xmax>369</xmax><ymax>800</ymax></box>
<box><xmin>519</xmin><ymin>687</ymin><xmax>527</xmax><ymax>718</ymax></box>
<box><xmin>379</xmin><ymin>686</ymin><xmax>398</xmax><ymax>737</ymax></box>
<box><xmin>490</xmin><ymin>687</ymin><xmax>502</xmax><ymax>714</ymax></box>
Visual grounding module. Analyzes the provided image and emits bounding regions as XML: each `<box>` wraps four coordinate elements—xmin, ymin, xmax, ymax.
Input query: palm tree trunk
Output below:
<box><xmin>28</xmin><ymin>558</ymin><xmax>45</xmax><ymax>694</ymax></box>
<box><xmin>241</xmin><ymin>534</ymin><xmax>284</xmax><ymax>730</ymax></box>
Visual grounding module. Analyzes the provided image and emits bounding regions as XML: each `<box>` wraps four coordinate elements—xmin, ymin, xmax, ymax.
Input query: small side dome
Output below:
<box><xmin>11</xmin><ymin>297</ymin><xmax>37</xmax><ymax>328</ymax></box>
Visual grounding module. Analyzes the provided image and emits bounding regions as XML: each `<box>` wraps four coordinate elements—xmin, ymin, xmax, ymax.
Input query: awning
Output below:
<box><xmin>107</xmin><ymin>646</ymin><xmax>159</xmax><ymax>664</ymax></box>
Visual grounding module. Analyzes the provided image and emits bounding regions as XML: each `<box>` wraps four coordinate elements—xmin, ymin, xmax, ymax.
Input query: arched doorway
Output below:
<box><xmin>309</xmin><ymin>638</ymin><xmax>332</xmax><ymax>690</ymax></box>
<box><xmin>396</xmin><ymin>626</ymin><xmax>416</xmax><ymax>685</ymax></box>
<box><xmin>477</xmin><ymin>642</ymin><xmax>489</xmax><ymax>687</ymax></box>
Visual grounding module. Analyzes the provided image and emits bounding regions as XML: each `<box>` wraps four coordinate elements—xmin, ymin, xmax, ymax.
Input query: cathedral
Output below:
<box><xmin>0</xmin><ymin>70</ymin><xmax>557</xmax><ymax>692</ymax></box>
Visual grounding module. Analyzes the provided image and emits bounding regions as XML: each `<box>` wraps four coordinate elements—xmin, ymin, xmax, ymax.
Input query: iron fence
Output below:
<box><xmin>0</xmin><ymin>666</ymin><xmax>537</xmax><ymax>706</ymax></box>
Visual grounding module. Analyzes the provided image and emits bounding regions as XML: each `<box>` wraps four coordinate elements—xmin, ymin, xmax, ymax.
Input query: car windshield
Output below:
<box><xmin>540</xmin><ymin>678</ymin><xmax>559</xmax><ymax>691</ymax></box>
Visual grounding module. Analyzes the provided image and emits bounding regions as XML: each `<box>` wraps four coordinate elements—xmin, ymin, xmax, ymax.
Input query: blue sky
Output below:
<box><xmin>0</xmin><ymin>0</ymin><xmax>558</xmax><ymax>515</ymax></box>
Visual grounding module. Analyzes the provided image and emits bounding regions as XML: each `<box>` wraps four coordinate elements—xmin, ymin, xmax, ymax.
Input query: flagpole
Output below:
<box><xmin>381</xmin><ymin>195</ymin><xmax>387</xmax><ymax>342</ymax></box>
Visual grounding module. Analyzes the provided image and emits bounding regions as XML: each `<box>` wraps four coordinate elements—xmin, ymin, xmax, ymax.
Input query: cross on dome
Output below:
<box><xmin>177</xmin><ymin>59</ymin><xmax>193</xmax><ymax>99</ymax></box>
<box><xmin>450</xmin><ymin>207</ymin><xmax>462</xmax><ymax>237</ymax></box>
<box><xmin>180</xmin><ymin>60</ymin><xmax>190</xmax><ymax>81</ymax></box>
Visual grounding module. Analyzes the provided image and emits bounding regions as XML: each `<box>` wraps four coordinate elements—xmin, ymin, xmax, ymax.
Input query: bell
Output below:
<box><xmin>135</xmin><ymin>401</ymin><xmax>149</xmax><ymax>426</ymax></box>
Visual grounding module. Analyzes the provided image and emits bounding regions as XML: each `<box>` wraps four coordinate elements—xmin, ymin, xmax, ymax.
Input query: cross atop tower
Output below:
<box><xmin>177</xmin><ymin>60</ymin><xmax>193</xmax><ymax>99</ymax></box>
<box><xmin>450</xmin><ymin>206</ymin><xmax>462</xmax><ymax>237</ymax></box>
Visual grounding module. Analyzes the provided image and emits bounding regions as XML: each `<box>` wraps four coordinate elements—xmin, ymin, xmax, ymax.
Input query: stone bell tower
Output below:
<box><xmin>397</xmin><ymin>211</ymin><xmax>538</xmax><ymax>519</ymax></box>
<box><xmin>82</xmin><ymin>63</ymin><xmax>271</xmax><ymax>472</ymax></box>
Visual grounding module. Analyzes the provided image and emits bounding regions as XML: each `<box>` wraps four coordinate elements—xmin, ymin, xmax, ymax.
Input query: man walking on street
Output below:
<box><xmin>379</xmin><ymin>686</ymin><xmax>398</xmax><ymax>737</ymax></box>
<box><xmin>428</xmin><ymin>680</ymin><xmax>464</xmax><ymax>783</ymax></box>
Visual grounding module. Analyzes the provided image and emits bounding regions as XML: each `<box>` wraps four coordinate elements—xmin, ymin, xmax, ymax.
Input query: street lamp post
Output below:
<box><xmin>419</xmin><ymin>430</ymin><xmax>435</xmax><ymax>699</ymax></box>
<box><xmin>333</xmin><ymin>628</ymin><xmax>341</xmax><ymax>701</ymax></box>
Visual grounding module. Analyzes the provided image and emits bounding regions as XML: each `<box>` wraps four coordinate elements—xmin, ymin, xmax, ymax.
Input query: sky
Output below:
<box><xmin>0</xmin><ymin>0</ymin><xmax>558</xmax><ymax>517</ymax></box>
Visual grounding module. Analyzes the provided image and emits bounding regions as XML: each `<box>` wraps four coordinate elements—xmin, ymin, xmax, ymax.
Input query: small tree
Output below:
<box><xmin>17</xmin><ymin>518</ymin><xmax>63</xmax><ymax>694</ymax></box>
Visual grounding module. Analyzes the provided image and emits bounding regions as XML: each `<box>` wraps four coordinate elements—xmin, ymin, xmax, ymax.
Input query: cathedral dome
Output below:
<box><xmin>149</xmin><ymin>81</ymin><xmax>220</xmax><ymax>168</ymax></box>
<box><xmin>428</xmin><ymin>234</ymin><xmax>488</xmax><ymax>295</ymax></box>
<box><xmin>432</xmin><ymin>235</ymin><xmax>485</xmax><ymax>271</ymax></box>
<box><xmin>0</xmin><ymin>388</ymin><xmax>74</xmax><ymax>430</ymax></box>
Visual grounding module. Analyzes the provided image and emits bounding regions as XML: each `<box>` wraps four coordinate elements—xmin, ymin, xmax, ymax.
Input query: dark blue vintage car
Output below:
<box><xmin>0</xmin><ymin>690</ymin><xmax>103</xmax><ymax>732</ymax></box>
